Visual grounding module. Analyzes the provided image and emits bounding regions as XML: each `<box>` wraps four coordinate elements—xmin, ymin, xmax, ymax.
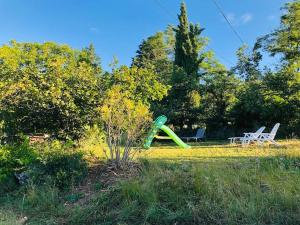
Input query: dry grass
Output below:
<box><xmin>69</xmin><ymin>139</ymin><xmax>300</xmax><ymax>225</ymax></box>
<box><xmin>136</xmin><ymin>139</ymin><xmax>300</xmax><ymax>161</ymax></box>
<box><xmin>2</xmin><ymin>139</ymin><xmax>299</xmax><ymax>225</ymax></box>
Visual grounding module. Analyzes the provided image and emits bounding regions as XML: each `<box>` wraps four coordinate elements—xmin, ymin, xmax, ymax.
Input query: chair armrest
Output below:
<box><xmin>259</xmin><ymin>133</ymin><xmax>270</xmax><ymax>139</ymax></box>
<box><xmin>229</xmin><ymin>137</ymin><xmax>244</xmax><ymax>140</ymax></box>
<box><xmin>243</xmin><ymin>133</ymin><xmax>255</xmax><ymax>138</ymax></box>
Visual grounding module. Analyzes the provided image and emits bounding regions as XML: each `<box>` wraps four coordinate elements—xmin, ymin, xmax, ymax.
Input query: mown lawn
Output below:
<box><xmin>1</xmin><ymin>140</ymin><xmax>300</xmax><ymax>225</ymax></box>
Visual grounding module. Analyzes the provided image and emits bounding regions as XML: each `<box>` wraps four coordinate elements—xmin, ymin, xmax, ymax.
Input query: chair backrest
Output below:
<box><xmin>270</xmin><ymin>123</ymin><xmax>280</xmax><ymax>139</ymax></box>
<box><xmin>254</xmin><ymin>126</ymin><xmax>266</xmax><ymax>138</ymax></box>
<box><xmin>196</xmin><ymin>128</ymin><xmax>205</xmax><ymax>138</ymax></box>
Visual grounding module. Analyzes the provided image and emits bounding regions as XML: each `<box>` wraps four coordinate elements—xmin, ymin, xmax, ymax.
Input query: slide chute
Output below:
<box><xmin>144</xmin><ymin>115</ymin><xmax>190</xmax><ymax>149</ymax></box>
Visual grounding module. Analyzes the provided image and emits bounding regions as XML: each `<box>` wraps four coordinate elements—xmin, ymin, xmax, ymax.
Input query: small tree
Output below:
<box><xmin>99</xmin><ymin>85</ymin><xmax>152</xmax><ymax>167</ymax></box>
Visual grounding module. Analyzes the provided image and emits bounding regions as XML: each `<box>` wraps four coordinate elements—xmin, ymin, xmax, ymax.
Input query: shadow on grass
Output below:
<box><xmin>151</xmin><ymin>140</ymin><xmax>228</xmax><ymax>147</ymax></box>
<box><xmin>2</xmin><ymin>149</ymin><xmax>300</xmax><ymax>225</ymax></box>
<box><xmin>141</xmin><ymin>155</ymin><xmax>270</xmax><ymax>162</ymax></box>
<box><xmin>68</xmin><ymin>154</ymin><xmax>300</xmax><ymax>225</ymax></box>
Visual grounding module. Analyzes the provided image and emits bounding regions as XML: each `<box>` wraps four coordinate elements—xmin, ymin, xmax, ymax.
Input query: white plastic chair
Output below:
<box><xmin>258</xmin><ymin>123</ymin><xmax>280</xmax><ymax>146</ymax></box>
<box><xmin>229</xmin><ymin>126</ymin><xmax>266</xmax><ymax>146</ymax></box>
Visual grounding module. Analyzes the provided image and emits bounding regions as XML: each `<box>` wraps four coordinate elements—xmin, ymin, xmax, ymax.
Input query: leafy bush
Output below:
<box><xmin>0</xmin><ymin>139</ymin><xmax>37</xmax><ymax>181</ymax></box>
<box><xmin>100</xmin><ymin>85</ymin><xmax>152</xmax><ymax>166</ymax></box>
<box><xmin>0</xmin><ymin>139</ymin><xmax>88</xmax><ymax>192</ymax></box>
<box><xmin>35</xmin><ymin>151</ymin><xmax>87</xmax><ymax>189</ymax></box>
<box><xmin>0</xmin><ymin>41</ymin><xmax>103</xmax><ymax>139</ymax></box>
<box><xmin>0</xmin><ymin>139</ymin><xmax>37</xmax><ymax>192</ymax></box>
<box><xmin>78</xmin><ymin>124</ymin><xmax>107</xmax><ymax>158</ymax></box>
<box><xmin>30</xmin><ymin>141</ymin><xmax>88</xmax><ymax>189</ymax></box>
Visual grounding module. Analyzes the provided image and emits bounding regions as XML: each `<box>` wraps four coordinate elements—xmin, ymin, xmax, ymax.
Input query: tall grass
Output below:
<box><xmin>1</xmin><ymin>140</ymin><xmax>300</xmax><ymax>225</ymax></box>
<box><xmin>70</xmin><ymin>151</ymin><xmax>300</xmax><ymax>225</ymax></box>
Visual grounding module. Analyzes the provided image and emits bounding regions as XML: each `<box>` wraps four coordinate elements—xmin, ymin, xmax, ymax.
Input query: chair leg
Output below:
<box><xmin>233</xmin><ymin>138</ymin><xmax>238</xmax><ymax>144</ymax></box>
<box><xmin>242</xmin><ymin>139</ymin><xmax>250</xmax><ymax>147</ymax></box>
<box><xmin>270</xmin><ymin>139</ymin><xmax>280</xmax><ymax>146</ymax></box>
<box><xmin>242</xmin><ymin>139</ymin><xmax>245</xmax><ymax>146</ymax></box>
<box><xmin>258</xmin><ymin>140</ymin><xmax>264</xmax><ymax>146</ymax></box>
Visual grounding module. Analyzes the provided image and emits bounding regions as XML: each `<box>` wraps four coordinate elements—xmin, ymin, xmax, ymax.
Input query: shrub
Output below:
<box><xmin>99</xmin><ymin>85</ymin><xmax>152</xmax><ymax>167</ymax></box>
<box><xmin>0</xmin><ymin>139</ymin><xmax>37</xmax><ymax>181</ymax></box>
<box><xmin>0</xmin><ymin>139</ymin><xmax>88</xmax><ymax>192</ymax></box>
<box><xmin>0</xmin><ymin>41</ymin><xmax>103</xmax><ymax>139</ymax></box>
<box><xmin>78</xmin><ymin>124</ymin><xmax>107</xmax><ymax>158</ymax></box>
<box><xmin>37</xmin><ymin>151</ymin><xmax>87</xmax><ymax>189</ymax></box>
<box><xmin>31</xmin><ymin>142</ymin><xmax>88</xmax><ymax>189</ymax></box>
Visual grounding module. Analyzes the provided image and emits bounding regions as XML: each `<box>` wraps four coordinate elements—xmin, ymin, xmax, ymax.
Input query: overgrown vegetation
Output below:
<box><xmin>0</xmin><ymin>1</ymin><xmax>299</xmax><ymax>224</ymax></box>
<box><xmin>100</xmin><ymin>85</ymin><xmax>152</xmax><ymax>166</ymax></box>
<box><xmin>71</xmin><ymin>155</ymin><xmax>300</xmax><ymax>225</ymax></box>
<box><xmin>0</xmin><ymin>139</ymin><xmax>37</xmax><ymax>192</ymax></box>
<box><xmin>134</xmin><ymin>1</ymin><xmax>300</xmax><ymax>137</ymax></box>
<box><xmin>0</xmin><ymin>140</ymin><xmax>87</xmax><ymax>193</ymax></box>
<box><xmin>0</xmin><ymin>42</ymin><xmax>103</xmax><ymax>139</ymax></box>
<box><xmin>1</xmin><ymin>141</ymin><xmax>300</xmax><ymax>225</ymax></box>
<box><xmin>0</xmin><ymin>1</ymin><xmax>299</xmax><ymax>141</ymax></box>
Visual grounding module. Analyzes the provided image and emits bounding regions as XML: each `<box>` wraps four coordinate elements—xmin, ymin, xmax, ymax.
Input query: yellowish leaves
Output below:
<box><xmin>0</xmin><ymin>41</ymin><xmax>102</xmax><ymax>138</ymax></box>
<box><xmin>100</xmin><ymin>85</ymin><xmax>152</xmax><ymax>139</ymax></box>
<box><xmin>188</xmin><ymin>90</ymin><xmax>201</xmax><ymax>108</ymax></box>
<box><xmin>111</xmin><ymin>66</ymin><xmax>170</xmax><ymax>105</ymax></box>
<box><xmin>0</xmin><ymin>44</ymin><xmax>22</xmax><ymax>71</ymax></box>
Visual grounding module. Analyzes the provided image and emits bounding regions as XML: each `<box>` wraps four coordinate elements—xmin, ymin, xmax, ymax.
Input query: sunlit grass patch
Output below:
<box><xmin>70</xmin><ymin>148</ymin><xmax>300</xmax><ymax>225</ymax></box>
<box><xmin>137</xmin><ymin>140</ymin><xmax>300</xmax><ymax>161</ymax></box>
<box><xmin>1</xmin><ymin>139</ymin><xmax>299</xmax><ymax>225</ymax></box>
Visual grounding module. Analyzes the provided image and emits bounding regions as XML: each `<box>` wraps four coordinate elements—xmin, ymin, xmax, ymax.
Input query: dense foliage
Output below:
<box><xmin>168</xmin><ymin>2</ymin><xmax>206</xmax><ymax>129</ymax></box>
<box><xmin>132</xmin><ymin>32</ymin><xmax>172</xmax><ymax>81</ymax></box>
<box><xmin>132</xmin><ymin>1</ymin><xmax>300</xmax><ymax>137</ymax></box>
<box><xmin>0</xmin><ymin>139</ymin><xmax>87</xmax><ymax>192</ymax></box>
<box><xmin>232</xmin><ymin>0</ymin><xmax>300</xmax><ymax>136</ymax></box>
<box><xmin>0</xmin><ymin>42</ymin><xmax>103</xmax><ymax>139</ymax></box>
<box><xmin>108</xmin><ymin>65</ymin><xmax>169</xmax><ymax>106</ymax></box>
<box><xmin>0</xmin><ymin>1</ymin><xmax>299</xmax><ymax>141</ymax></box>
<box><xmin>0</xmin><ymin>139</ymin><xmax>37</xmax><ymax>186</ymax></box>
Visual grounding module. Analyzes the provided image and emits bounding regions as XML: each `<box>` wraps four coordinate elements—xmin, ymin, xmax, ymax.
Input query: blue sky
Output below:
<box><xmin>0</xmin><ymin>0</ymin><xmax>289</xmax><ymax>71</ymax></box>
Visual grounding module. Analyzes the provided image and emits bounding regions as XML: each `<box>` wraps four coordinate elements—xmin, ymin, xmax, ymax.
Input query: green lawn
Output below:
<box><xmin>1</xmin><ymin>140</ymin><xmax>300</xmax><ymax>225</ymax></box>
<box><xmin>139</xmin><ymin>140</ymin><xmax>296</xmax><ymax>160</ymax></box>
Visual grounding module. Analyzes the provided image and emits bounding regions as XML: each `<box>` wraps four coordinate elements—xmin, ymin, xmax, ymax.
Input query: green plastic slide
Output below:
<box><xmin>144</xmin><ymin>115</ymin><xmax>190</xmax><ymax>149</ymax></box>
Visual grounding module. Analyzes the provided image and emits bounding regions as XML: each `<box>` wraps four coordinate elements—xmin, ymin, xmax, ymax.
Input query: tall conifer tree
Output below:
<box><xmin>174</xmin><ymin>2</ymin><xmax>204</xmax><ymax>78</ymax></box>
<box><xmin>167</xmin><ymin>2</ymin><xmax>206</xmax><ymax>129</ymax></box>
